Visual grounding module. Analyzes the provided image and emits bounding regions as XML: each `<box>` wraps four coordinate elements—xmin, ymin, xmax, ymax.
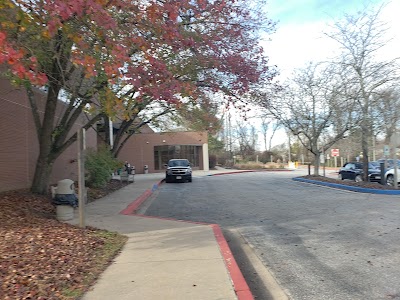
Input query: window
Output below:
<box><xmin>344</xmin><ymin>163</ymin><xmax>355</xmax><ymax>170</ymax></box>
<box><xmin>154</xmin><ymin>145</ymin><xmax>200</xmax><ymax>170</ymax></box>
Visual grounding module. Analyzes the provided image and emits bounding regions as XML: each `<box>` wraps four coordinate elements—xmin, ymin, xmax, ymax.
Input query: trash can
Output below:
<box><xmin>51</xmin><ymin>179</ymin><xmax>78</xmax><ymax>221</ymax></box>
<box><xmin>56</xmin><ymin>205</ymin><xmax>74</xmax><ymax>221</ymax></box>
<box><xmin>144</xmin><ymin>165</ymin><xmax>149</xmax><ymax>174</ymax></box>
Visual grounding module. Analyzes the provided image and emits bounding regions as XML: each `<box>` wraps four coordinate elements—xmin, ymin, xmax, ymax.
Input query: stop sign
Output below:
<box><xmin>331</xmin><ymin>149</ymin><xmax>340</xmax><ymax>157</ymax></box>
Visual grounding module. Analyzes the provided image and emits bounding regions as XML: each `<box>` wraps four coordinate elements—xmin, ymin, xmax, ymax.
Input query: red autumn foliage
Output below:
<box><xmin>0</xmin><ymin>0</ymin><xmax>277</xmax><ymax>194</ymax></box>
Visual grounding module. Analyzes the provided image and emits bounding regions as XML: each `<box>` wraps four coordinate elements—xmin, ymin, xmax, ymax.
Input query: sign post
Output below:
<box><xmin>384</xmin><ymin>145</ymin><xmax>390</xmax><ymax>157</ymax></box>
<box><xmin>331</xmin><ymin>149</ymin><xmax>340</xmax><ymax>167</ymax></box>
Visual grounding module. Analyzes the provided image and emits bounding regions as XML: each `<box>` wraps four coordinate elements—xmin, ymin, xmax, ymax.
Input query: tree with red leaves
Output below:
<box><xmin>0</xmin><ymin>0</ymin><xmax>276</xmax><ymax>194</ymax></box>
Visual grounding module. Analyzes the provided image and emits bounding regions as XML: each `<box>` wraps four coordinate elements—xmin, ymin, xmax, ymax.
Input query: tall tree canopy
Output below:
<box><xmin>326</xmin><ymin>5</ymin><xmax>399</xmax><ymax>179</ymax></box>
<box><xmin>0</xmin><ymin>0</ymin><xmax>276</xmax><ymax>193</ymax></box>
<box><xmin>259</xmin><ymin>63</ymin><xmax>357</xmax><ymax>175</ymax></box>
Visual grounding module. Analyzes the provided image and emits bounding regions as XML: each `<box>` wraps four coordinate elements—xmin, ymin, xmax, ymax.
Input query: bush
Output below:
<box><xmin>209</xmin><ymin>154</ymin><xmax>217</xmax><ymax>169</ymax></box>
<box><xmin>85</xmin><ymin>147</ymin><xmax>123</xmax><ymax>188</ymax></box>
<box><xmin>234</xmin><ymin>162</ymin><xmax>264</xmax><ymax>169</ymax></box>
<box><xmin>264</xmin><ymin>162</ymin><xmax>285</xmax><ymax>169</ymax></box>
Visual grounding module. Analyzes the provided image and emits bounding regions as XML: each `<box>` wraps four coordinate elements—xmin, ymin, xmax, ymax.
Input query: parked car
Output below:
<box><xmin>376</xmin><ymin>159</ymin><xmax>400</xmax><ymax>186</ymax></box>
<box><xmin>384</xmin><ymin>165</ymin><xmax>400</xmax><ymax>186</ymax></box>
<box><xmin>338</xmin><ymin>162</ymin><xmax>381</xmax><ymax>182</ymax></box>
<box><xmin>367</xmin><ymin>161</ymin><xmax>385</xmax><ymax>183</ymax></box>
<box><xmin>165</xmin><ymin>159</ymin><xmax>192</xmax><ymax>183</ymax></box>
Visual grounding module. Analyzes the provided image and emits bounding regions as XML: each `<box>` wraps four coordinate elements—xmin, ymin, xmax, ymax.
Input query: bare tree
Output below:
<box><xmin>371</xmin><ymin>88</ymin><xmax>400</xmax><ymax>145</ymax></box>
<box><xmin>268</xmin><ymin>121</ymin><xmax>281</xmax><ymax>151</ymax></box>
<box><xmin>233</xmin><ymin>121</ymin><xmax>257</xmax><ymax>160</ymax></box>
<box><xmin>258</xmin><ymin>116</ymin><xmax>281</xmax><ymax>151</ymax></box>
<box><xmin>260</xmin><ymin>116</ymin><xmax>271</xmax><ymax>151</ymax></box>
<box><xmin>260</xmin><ymin>63</ymin><xmax>357</xmax><ymax>175</ymax></box>
<box><xmin>326</xmin><ymin>5</ymin><xmax>399</xmax><ymax>180</ymax></box>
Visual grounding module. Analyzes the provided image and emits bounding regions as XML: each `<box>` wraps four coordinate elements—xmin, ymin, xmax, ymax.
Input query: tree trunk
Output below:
<box><xmin>313</xmin><ymin>152</ymin><xmax>320</xmax><ymax>175</ymax></box>
<box><xmin>361</xmin><ymin>119</ymin><xmax>370</xmax><ymax>181</ymax></box>
<box><xmin>30</xmin><ymin>153</ymin><xmax>55</xmax><ymax>194</ymax></box>
<box><xmin>30</xmin><ymin>81</ymin><xmax>60</xmax><ymax>194</ymax></box>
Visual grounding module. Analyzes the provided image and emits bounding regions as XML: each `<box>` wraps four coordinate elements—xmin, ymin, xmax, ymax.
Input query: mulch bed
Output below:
<box><xmin>299</xmin><ymin>175</ymin><xmax>398</xmax><ymax>190</ymax></box>
<box><xmin>0</xmin><ymin>181</ymin><xmax>129</xmax><ymax>299</ymax></box>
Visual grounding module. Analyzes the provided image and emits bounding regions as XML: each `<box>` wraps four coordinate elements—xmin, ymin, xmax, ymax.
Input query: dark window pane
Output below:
<box><xmin>154</xmin><ymin>145</ymin><xmax>200</xmax><ymax>169</ymax></box>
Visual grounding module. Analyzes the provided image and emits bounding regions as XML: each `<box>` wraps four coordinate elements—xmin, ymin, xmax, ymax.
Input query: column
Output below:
<box><xmin>202</xmin><ymin>143</ymin><xmax>209</xmax><ymax>171</ymax></box>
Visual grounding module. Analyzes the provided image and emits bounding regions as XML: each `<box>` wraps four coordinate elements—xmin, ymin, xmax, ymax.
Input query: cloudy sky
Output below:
<box><xmin>250</xmin><ymin>0</ymin><xmax>400</xmax><ymax>149</ymax></box>
<box><xmin>262</xmin><ymin>0</ymin><xmax>400</xmax><ymax>80</ymax></box>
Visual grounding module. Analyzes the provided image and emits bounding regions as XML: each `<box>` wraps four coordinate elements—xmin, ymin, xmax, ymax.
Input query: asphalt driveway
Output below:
<box><xmin>144</xmin><ymin>171</ymin><xmax>400</xmax><ymax>300</ymax></box>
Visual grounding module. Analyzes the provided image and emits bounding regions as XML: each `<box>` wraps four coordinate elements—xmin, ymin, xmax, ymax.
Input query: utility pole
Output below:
<box><xmin>78</xmin><ymin>128</ymin><xmax>86</xmax><ymax>228</ymax></box>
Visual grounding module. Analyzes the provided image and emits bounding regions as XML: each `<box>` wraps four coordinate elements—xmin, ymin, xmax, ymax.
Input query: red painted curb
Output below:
<box><xmin>211</xmin><ymin>224</ymin><xmax>254</xmax><ymax>300</ymax></box>
<box><xmin>210</xmin><ymin>169</ymin><xmax>293</xmax><ymax>176</ymax></box>
<box><xmin>119</xmin><ymin>189</ymin><xmax>152</xmax><ymax>215</ymax></box>
<box><xmin>132</xmin><ymin>215</ymin><xmax>254</xmax><ymax>299</ymax></box>
<box><xmin>118</xmin><ymin>177</ymin><xmax>254</xmax><ymax>300</ymax></box>
<box><xmin>120</xmin><ymin>179</ymin><xmax>164</xmax><ymax>215</ymax></box>
<box><xmin>211</xmin><ymin>170</ymin><xmax>256</xmax><ymax>176</ymax></box>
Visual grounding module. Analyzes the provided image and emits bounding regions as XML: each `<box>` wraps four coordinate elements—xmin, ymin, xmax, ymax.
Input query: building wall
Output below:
<box><xmin>117</xmin><ymin>131</ymin><xmax>208</xmax><ymax>174</ymax></box>
<box><xmin>0</xmin><ymin>78</ymin><xmax>97</xmax><ymax>192</ymax></box>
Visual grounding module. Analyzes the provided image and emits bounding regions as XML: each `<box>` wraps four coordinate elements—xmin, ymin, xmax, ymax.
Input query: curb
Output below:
<box><xmin>208</xmin><ymin>170</ymin><xmax>256</xmax><ymax>176</ymax></box>
<box><xmin>207</xmin><ymin>169</ymin><xmax>293</xmax><ymax>176</ymax></box>
<box><xmin>211</xmin><ymin>224</ymin><xmax>254</xmax><ymax>300</ymax></box>
<box><xmin>119</xmin><ymin>178</ymin><xmax>254</xmax><ymax>300</ymax></box>
<box><xmin>293</xmin><ymin>177</ymin><xmax>400</xmax><ymax>195</ymax></box>
<box><xmin>119</xmin><ymin>179</ymin><xmax>164</xmax><ymax>215</ymax></box>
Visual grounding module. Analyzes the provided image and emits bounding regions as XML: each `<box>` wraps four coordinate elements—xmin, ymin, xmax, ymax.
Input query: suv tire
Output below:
<box><xmin>386</xmin><ymin>174</ymin><xmax>395</xmax><ymax>186</ymax></box>
<box><xmin>355</xmin><ymin>175</ymin><xmax>362</xmax><ymax>182</ymax></box>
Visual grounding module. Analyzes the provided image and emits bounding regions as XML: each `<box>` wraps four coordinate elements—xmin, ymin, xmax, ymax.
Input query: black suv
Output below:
<box><xmin>338</xmin><ymin>162</ymin><xmax>381</xmax><ymax>182</ymax></box>
<box><xmin>165</xmin><ymin>159</ymin><xmax>192</xmax><ymax>183</ymax></box>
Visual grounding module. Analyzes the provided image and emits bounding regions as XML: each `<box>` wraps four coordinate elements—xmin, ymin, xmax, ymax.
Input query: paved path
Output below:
<box><xmin>67</xmin><ymin>169</ymin><xmax>252</xmax><ymax>300</ymax></box>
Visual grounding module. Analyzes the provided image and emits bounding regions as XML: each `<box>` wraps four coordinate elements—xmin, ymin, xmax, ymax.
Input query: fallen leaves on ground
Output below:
<box><xmin>300</xmin><ymin>175</ymin><xmax>398</xmax><ymax>190</ymax></box>
<box><xmin>0</xmin><ymin>187</ymin><xmax>127</xmax><ymax>300</ymax></box>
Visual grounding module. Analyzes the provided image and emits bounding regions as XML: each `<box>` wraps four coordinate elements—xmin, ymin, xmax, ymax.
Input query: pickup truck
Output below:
<box><xmin>165</xmin><ymin>159</ymin><xmax>192</xmax><ymax>183</ymax></box>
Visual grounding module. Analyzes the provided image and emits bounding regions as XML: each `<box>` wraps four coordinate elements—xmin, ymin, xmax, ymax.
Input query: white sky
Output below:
<box><xmin>246</xmin><ymin>0</ymin><xmax>400</xmax><ymax>150</ymax></box>
<box><xmin>262</xmin><ymin>0</ymin><xmax>400</xmax><ymax>80</ymax></box>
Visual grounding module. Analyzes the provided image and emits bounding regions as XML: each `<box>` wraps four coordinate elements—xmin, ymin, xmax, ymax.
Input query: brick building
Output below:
<box><xmin>0</xmin><ymin>77</ymin><xmax>209</xmax><ymax>192</ymax></box>
<box><xmin>116</xmin><ymin>130</ymin><xmax>209</xmax><ymax>174</ymax></box>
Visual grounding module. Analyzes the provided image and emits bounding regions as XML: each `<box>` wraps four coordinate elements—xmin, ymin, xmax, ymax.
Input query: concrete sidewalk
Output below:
<box><xmin>67</xmin><ymin>169</ymin><xmax>253</xmax><ymax>300</ymax></box>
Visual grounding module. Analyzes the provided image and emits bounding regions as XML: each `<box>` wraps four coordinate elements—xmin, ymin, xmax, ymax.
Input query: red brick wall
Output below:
<box><xmin>0</xmin><ymin>78</ymin><xmax>97</xmax><ymax>192</ymax></box>
<box><xmin>117</xmin><ymin>131</ymin><xmax>208</xmax><ymax>173</ymax></box>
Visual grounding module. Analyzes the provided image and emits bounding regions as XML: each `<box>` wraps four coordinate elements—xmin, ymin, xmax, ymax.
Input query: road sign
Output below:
<box><xmin>384</xmin><ymin>145</ymin><xmax>390</xmax><ymax>156</ymax></box>
<box><xmin>331</xmin><ymin>148</ymin><xmax>340</xmax><ymax>157</ymax></box>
